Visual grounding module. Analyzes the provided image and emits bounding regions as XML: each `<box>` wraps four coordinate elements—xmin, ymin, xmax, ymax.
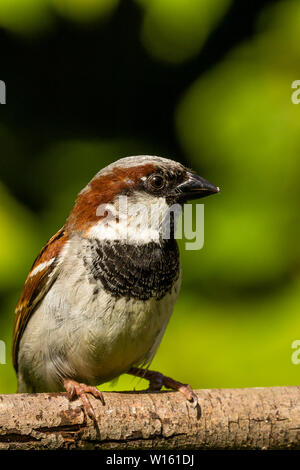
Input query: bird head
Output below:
<box><xmin>66</xmin><ymin>155</ymin><xmax>219</xmax><ymax>243</ymax></box>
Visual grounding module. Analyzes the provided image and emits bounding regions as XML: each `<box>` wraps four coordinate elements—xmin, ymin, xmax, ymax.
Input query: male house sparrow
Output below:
<box><xmin>12</xmin><ymin>155</ymin><xmax>219</xmax><ymax>418</ymax></box>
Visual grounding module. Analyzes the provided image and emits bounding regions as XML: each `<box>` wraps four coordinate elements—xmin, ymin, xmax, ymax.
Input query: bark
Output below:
<box><xmin>0</xmin><ymin>386</ymin><xmax>299</xmax><ymax>450</ymax></box>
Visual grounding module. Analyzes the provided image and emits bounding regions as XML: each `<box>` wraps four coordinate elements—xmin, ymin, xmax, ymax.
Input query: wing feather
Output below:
<box><xmin>12</xmin><ymin>227</ymin><xmax>68</xmax><ymax>371</ymax></box>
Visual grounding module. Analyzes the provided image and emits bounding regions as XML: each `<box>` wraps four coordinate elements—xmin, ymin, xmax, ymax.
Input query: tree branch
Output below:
<box><xmin>0</xmin><ymin>386</ymin><xmax>299</xmax><ymax>449</ymax></box>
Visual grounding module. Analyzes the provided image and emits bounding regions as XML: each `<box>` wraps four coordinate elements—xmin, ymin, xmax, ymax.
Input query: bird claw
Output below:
<box><xmin>63</xmin><ymin>379</ymin><xmax>105</xmax><ymax>420</ymax></box>
<box><xmin>178</xmin><ymin>383</ymin><xmax>198</xmax><ymax>408</ymax></box>
<box><xmin>128</xmin><ymin>367</ymin><xmax>199</xmax><ymax>408</ymax></box>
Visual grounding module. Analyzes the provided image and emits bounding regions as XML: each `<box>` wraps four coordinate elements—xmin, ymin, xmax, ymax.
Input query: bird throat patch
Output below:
<box><xmin>83</xmin><ymin>239</ymin><xmax>180</xmax><ymax>300</ymax></box>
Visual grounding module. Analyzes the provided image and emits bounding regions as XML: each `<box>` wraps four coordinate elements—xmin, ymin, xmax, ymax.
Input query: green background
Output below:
<box><xmin>0</xmin><ymin>0</ymin><xmax>300</xmax><ymax>393</ymax></box>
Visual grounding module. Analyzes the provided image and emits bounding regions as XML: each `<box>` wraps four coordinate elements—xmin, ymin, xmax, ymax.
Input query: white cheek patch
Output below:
<box><xmin>88</xmin><ymin>195</ymin><xmax>171</xmax><ymax>244</ymax></box>
<box><xmin>88</xmin><ymin>218</ymin><xmax>161</xmax><ymax>243</ymax></box>
<box><xmin>29</xmin><ymin>258</ymin><xmax>56</xmax><ymax>278</ymax></box>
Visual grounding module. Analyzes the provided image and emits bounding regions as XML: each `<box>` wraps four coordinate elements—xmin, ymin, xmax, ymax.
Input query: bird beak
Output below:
<box><xmin>176</xmin><ymin>171</ymin><xmax>220</xmax><ymax>201</ymax></box>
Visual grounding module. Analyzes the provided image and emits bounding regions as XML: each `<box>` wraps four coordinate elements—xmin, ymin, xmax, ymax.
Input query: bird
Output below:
<box><xmin>12</xmin><ymin>155</ymin><xmax>219</xmax><ymax>419</ymax></box>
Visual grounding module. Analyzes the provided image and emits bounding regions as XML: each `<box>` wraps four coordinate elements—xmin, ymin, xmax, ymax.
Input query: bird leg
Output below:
<box><xmin>63</xmin><ymin>378</ymin><xmax>105</xmax><ymax>420</ymax></box>
<box><xmin>127</xmin><ymin>367</ymin><xmax>198</xmax><ymax>407</ymax></box>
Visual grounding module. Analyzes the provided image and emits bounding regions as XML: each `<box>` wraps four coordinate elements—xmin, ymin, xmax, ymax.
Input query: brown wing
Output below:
<box><xmin>12</xmin><ymin>226</ymin><xmax>69</xmax><ymax>371</ymax></box>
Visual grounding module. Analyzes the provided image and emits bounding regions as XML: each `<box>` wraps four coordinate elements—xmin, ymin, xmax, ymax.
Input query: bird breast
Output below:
<box><xmin>18</xmin><ymin>235</ymin><xmax>181</xmax><ymax>390</ymax></box>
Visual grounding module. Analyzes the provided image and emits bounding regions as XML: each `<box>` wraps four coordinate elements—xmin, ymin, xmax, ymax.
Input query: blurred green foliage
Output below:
<box><xmin>138</xmin><ymin>0</ymin><xmax>232</xmax><ymax>63</ymax></box>
<box><xmin>1</xmin><ymin>0</ymin><xmax>300</xmax><ymax>395</ymax></box>
<box><xmin>0</xmin><ymin>0</ymin><xmax>119</xmax><ymax>33</ymax></box>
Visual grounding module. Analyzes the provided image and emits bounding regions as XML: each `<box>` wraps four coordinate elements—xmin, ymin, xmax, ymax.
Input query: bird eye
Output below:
<box><xmin>148</xmin><ymin>174</ymin><xmax>165</xmax><ymax>190</ymax></box>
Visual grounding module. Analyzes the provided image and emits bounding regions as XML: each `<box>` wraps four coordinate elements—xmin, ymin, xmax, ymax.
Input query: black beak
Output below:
<box><xmin>176</xmin><ymin>171</ymin><xmax>220</xmax><ymax>201</ymax></box>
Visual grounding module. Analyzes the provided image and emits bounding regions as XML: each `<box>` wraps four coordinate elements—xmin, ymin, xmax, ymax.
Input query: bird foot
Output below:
<box><xmin>63</xmin><ymin>378</ymin><xmax>105</xmax><ymax>420</ymax></box>
<box><xmin>128</xmin><ymin>367</ymin><xmax>198</xmax><ymax>408</ymax></box>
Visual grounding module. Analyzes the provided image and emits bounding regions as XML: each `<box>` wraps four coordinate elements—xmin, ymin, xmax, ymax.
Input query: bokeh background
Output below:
<box><xmin>0</xmin><ymin>0</ymin><xmax>300</xmax><ymax>393</ymax></box>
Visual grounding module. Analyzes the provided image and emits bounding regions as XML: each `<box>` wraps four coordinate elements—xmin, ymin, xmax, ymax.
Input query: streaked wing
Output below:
<box><xmin>12</xmin><ymin>227</ymin><xmax>68</xmax><ymax>371</ymax></box>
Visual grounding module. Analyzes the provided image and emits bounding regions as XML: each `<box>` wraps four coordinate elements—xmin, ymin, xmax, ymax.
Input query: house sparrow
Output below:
<box><xmin>12</xmin><ymin>155</ymin><xmax>219</xmax><ymax>418</ymax></box>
